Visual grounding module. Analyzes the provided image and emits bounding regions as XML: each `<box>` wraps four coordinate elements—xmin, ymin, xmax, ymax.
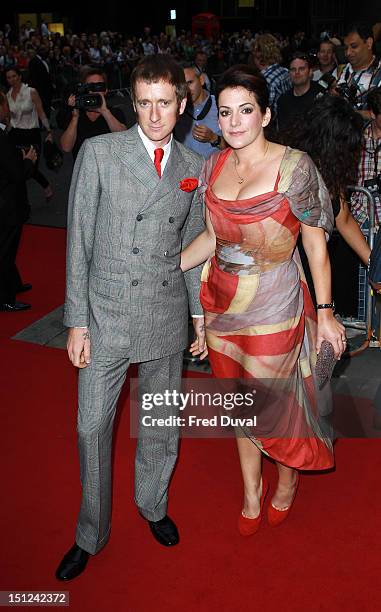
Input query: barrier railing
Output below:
<box><xmin>345</xmin><ymin>185</ymin><xmax>379</xmax><ymax>355</ymax></box>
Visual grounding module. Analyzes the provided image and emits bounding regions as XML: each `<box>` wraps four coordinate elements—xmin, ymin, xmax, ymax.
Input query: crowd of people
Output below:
<box><xmin>1</xmin><ymin>21</ymin><xmax>379</xmax><ymax>98</ymax></box>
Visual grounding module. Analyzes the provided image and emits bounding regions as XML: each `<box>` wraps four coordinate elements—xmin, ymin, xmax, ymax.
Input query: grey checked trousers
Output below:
<box><xmin>74</xmin><ymin>351</ymin><xmax>183</xmax><ymax>554</ymax></box>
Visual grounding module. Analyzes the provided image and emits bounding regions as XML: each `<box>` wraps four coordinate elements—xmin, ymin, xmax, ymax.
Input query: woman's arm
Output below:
<box><xmin>335</xmin><ymin>196</ymin><xmax>370</xmax><ymax>266</ymax></box>
<box><xmin>181</xmin><ymin>208</ymin><xmax>216</xmax><ymax>272</ymax></box>
<box><xmin>301</xmin><ymin>223</ymin><xmax>346</xmax><ymax>358</ymax></box>
<box><xmin>30</xmin><ymin>88</ymin><xmax>51</xmax><ymax>135</ymax></box>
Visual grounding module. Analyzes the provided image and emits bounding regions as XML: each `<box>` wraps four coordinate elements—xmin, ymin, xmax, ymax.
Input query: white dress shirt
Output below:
<box><xmin>137</xmin><ymin>125</ymin><xmax>172</xmax><ymax>173</ymax></box>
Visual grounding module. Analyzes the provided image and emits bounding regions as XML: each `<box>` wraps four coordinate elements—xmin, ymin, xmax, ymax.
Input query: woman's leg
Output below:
<box><xmin>29</xmin><ymin>129</ymin><xmax>51</xmax><ymax>193</ymax></box>
<box><xmin>236</xmin><ymin>436</ymin><xmax>262</xmax><ymax>517</ymax></box>
<box><xmin>271</xmin><ymin>462</ymin><xmax>298</xmax><ymax>510</ymax></box>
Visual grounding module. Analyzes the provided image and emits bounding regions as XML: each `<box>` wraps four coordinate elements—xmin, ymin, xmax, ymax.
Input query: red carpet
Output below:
<box><xmin>1</xmin><ymin>226</ymin><xmax>381</xmax><ymax>612</ymax></box>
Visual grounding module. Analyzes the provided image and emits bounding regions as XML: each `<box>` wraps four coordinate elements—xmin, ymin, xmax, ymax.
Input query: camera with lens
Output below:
<box><xmin>73</xmin><ymin>81</ymin><xmax>106</xmax><ymax>110</ymax></box>
<box><xmin>364</xmin><ymin>175</ymin><xmax>381</xmax><ymax>196</ymax></box>
<box><xmin>335</xmin><ymin>81</ymin><xmax>361</xmax><ymax>107</ymax></box>
<box><xmin>317</xmin><ymin>72</ymin><xmax>336</xmax><ymax>92</ymax></box>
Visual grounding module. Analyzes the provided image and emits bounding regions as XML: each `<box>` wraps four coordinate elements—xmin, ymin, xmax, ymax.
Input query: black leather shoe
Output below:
<box><xmin>17</xmin><ymin>283</ymin><xmax>32</xmax><ymax>293</ymax></box>
<box><xmin>148</xmin><ymin>515</ymin><xmax>179</xmax><ymax>547</ymax></box>
<box><xmin>55</xmin><ymin>544</ymin><xmax>90</xmax><ymax>581</ymax></box>
<box><xmin>0</xmin><ymin>301</ymin><xmax>31</xmax><ymax>312</ymax></box>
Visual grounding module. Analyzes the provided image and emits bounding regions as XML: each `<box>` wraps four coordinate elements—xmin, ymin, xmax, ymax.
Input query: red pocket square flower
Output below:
<box><xmin>179</xmin><ymin>177</ymin><xmax>198</xmax><ymax>192</ymax></box>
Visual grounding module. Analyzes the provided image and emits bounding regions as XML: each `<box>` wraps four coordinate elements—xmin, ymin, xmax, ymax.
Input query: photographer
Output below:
<box><xmin>350</xmin><ymin>86</ymin><xmax>381</xmax><ymax>228</ymax></box>
<box><xmin>58</xmin><ymin>67</ymin><xmax>127</xmax><ymax>161</ymax></box>
<box><xmin>334</xmin><ymin>22</ymin><xmax>381</xmax><ymax>121</ymax></box>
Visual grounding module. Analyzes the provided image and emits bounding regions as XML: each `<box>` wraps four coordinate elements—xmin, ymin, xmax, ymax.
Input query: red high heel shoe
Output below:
<box><xmin>267</xmin><ymin>473</ymin><xmax>300</xmax><ymax>527</ymax></box>
<box><xmin>238</xmin><ymin>477</ymin><xmax>268</xmax><ymax>536</ymax></box>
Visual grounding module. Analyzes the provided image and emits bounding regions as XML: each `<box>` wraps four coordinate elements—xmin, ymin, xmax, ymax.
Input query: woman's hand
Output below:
<box><xmin>317</xmin><ymin>312</ymin><xmax>346</xmax><ymax>359</ymax></box>
<box><xmin>22</xmin><ymin>145</ymin><xmax>37</xmax><ymax>163</ymax></box>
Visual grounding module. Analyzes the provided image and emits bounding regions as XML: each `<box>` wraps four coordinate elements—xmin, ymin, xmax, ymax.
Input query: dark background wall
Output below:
<box><xmin>5</xmin><ymin>0</ymin><xmax>381</xmax><ymax>36</ymax></box>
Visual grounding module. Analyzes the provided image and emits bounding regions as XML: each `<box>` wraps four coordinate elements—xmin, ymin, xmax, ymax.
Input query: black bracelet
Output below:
<box><xmin>317</xmin><ymin>302</ymin><xmax>335</xmax><ymax>310</ymax></box>
<box><xmin>210</xmin><ymin>135</ymin><xmax>221</xmax><ymax>148</ymax></box>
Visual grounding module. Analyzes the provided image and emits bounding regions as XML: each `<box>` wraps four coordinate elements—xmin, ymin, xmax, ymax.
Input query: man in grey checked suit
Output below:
<box><xmin>56</xmin><ymin>55</ymin><xmax>205</xmax><ymax>581</ymax></box>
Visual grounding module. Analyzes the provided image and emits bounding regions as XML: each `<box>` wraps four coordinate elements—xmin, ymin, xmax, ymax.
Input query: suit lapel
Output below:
<box><xmin>112</xmin><ymin>127</ymin><xmax>189</xmax><ymax>212</ymax></box>
<box><xmin>112</xmin><ymin>124</ymin><xmax>159</xmax><ymax>191</ymax></box>
<box><xmin>139</xmin><ymin>139</ymin><xmax>186</xmax><ymax>212</ymax></box>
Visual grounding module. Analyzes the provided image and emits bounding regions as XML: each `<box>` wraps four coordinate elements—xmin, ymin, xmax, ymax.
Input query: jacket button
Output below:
<box><xmin>136</xmin><ymin>214</ymin><xmax>143</xmax><ymax>221</ymax></box>
<box><xmin>132</xmin><ymin>247</ymin><xmax>139</xmax><ymax>254</ymax></box>
<box><xmin>164</xmin><ymin>251</ymin><xmax>169</xmax><ymax>257</ymax></box>
<box><xmin>162</xmin><ymin>280</ymin><xmax>168</xmax><ymax>286</ymax></box>
<box><xmin>132</xmin><ymin>280</ymin><xmax>139</xmax><ymax>286</ymax></box>
<box><xmin>169</xmin><ymin>217</ymin><xmax>175</xmax><ymax>223</ymax></box>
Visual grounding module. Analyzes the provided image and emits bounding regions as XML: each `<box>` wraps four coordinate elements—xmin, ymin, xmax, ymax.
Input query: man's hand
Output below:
<box><xmin>67</xmin><ymin>327</ymin><xmax>91</xmax><ymax>368</ymax></box>
<box><xmin>98</xmin><ymin>92</ymin><xmax>108</xmax><ymax>116</ymax></box>
<box><xmin>190</xmin><ymin>316</ymin><xmax>208</xmax><ymax>360</ymax></box>
<box><xmin>67</xmin><ymin>94</ymin><xmax>79</xmax><ymax>117</ymax></box>
<box><xmin>192</xmin><ymin>124</ymin><xmax>216</xmax><ymax>144</ymax></box>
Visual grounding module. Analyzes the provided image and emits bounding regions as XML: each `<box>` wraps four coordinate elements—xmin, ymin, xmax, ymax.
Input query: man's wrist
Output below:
<box><xmin>210</xmin><ymin>134</ymin><xmax>221</xmax><ymax>148</ymax></box>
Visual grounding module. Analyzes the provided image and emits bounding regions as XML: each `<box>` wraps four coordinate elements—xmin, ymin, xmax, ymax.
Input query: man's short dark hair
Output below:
<box><xmin>289</xmin><ymin>52</ymin><xmax>314</xmax><ymax>69</ymax></box>
<box><xmin>345</xmin><ymin>22</ymin><xmax>374</xmax><ymax>41</ymax></box>
<box><xmin>319</xmin><ymin>40</ymin><xmax>335</xmax><ymax>52</ymax></box>
<box><xmin>79</xmin><ymin>65</ymin><xmax>108</xmax><ymax>85</ymax></box>
<box><xmin>367</xmin><ymin>87</ymin><xmax>381</xmax><ymax>116</ymax></box>
<box><xmin>180</xmin><ymin>61</ymin><xmax>202</xmax><ymax>76</ymax></box>
<box><xmin>130</xmin><ymin>55</ymin><xmax>188</xmax><ymax>105</ymax></box>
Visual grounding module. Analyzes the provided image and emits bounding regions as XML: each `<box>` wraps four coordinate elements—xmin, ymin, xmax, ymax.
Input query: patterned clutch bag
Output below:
<box><xmin>315</xmin><ymin>341</ymin><xmax>337</xmax><ymax>389</ymax></box>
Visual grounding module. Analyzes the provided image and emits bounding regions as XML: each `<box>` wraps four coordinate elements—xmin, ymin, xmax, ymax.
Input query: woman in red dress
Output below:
<box><xmin>181</xmin><ymin>65</ymin><xmax>346</xmax><ymax>534</ymax></box>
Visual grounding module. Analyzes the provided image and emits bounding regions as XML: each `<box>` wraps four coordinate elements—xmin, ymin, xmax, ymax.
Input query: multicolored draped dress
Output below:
<box><xmin>199</xmin><ymin>147</ymin><xmax>335</xmax><ymax>470</ymax></box>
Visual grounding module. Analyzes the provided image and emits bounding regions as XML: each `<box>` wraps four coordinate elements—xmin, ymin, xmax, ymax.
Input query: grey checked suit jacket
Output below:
<box><xmin>64</xmin><ymin>125</ymin><xmax>205</xmax><ymax>362</ymax></box>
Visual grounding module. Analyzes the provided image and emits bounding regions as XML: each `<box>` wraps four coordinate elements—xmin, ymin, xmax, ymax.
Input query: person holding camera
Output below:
<box><xmin>334</xmin><ymin>23</ymin><xmax>381</xmax><ymax>121</ymax></box>
<box><xmin>59</xmin><ymin>67</ymin><xmax>127</xmax><ymax>161</ymax></box>
<box><xmin>350</xmin><ymin>87</ymin><xmax>381</xmax><ymax>228</ymax></box>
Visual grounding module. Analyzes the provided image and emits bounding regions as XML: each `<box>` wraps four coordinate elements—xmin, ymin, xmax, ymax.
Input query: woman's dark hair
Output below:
<box><xmin>215</xmin><ymin>64</ymin><xmax>269</xmax><ymax>113</ymax></box>
<box><xmin>277</xmin><ymin>95</ymin><xmax>363</xmax><ymax>201</ymax></box>
<box><xmin>5</xmin><ymin>67</ymin><xmax>22</xmax><ymax>77</ymax></box>
<box><xmin>367</xmin><ymin>87</ymin><xmax>381</xmax><ymax>116</ymax></box>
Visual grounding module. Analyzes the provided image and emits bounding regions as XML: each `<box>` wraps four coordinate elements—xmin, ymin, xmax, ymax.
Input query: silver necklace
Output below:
<box><xmin>233</xmin><ymin>142</ymin><xmax>270</xmax><ymax>184</ymax></box>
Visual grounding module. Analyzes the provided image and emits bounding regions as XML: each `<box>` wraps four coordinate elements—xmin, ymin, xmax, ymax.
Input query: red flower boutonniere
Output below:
<box><xmin>179</xmin><ymin>177</ymin><xmax>198</xmax><ymax>192</ymax></box>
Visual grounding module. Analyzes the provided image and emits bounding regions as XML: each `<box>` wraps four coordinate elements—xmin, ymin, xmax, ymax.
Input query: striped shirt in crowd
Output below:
<box><xmin>261</xmin><ymin>63</ymin><xmax>292</xmax><ymax>116</ymax></box>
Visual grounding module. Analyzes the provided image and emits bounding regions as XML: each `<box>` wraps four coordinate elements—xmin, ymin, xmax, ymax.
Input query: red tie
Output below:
<box><xmin>154</xmin><ymin>148</ymin><xmax>164</xmax><ymax>178</ymax></box>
